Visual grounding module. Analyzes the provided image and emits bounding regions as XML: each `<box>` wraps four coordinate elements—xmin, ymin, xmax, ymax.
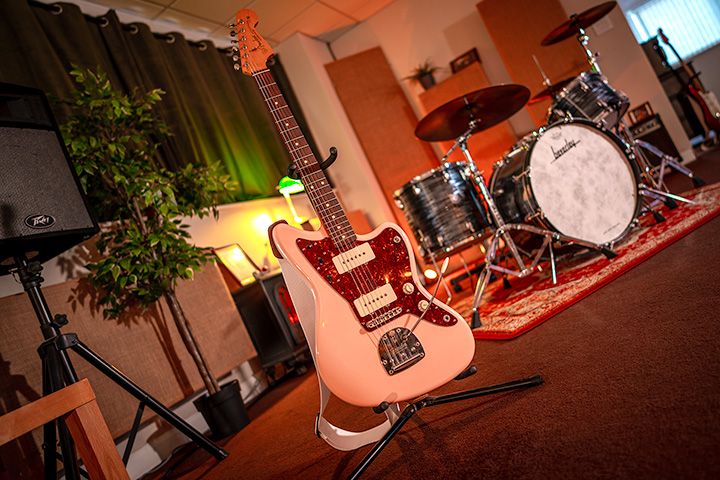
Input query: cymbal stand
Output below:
<box><xmin>445</xmin><ymin>125</ymin><xmax>615</xmax><ymax>329</ymax></box>
<box><xmin>574</xmin><ymin>22</ymin><xmax>602</xmax><ymax>74</ymax></box>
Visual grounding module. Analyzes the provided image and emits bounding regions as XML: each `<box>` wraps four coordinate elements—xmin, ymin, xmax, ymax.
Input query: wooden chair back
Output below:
<box><xmin>0</xmin><ymin>378</ymin><xmax>129</xmax><ymax>479</ymax></box>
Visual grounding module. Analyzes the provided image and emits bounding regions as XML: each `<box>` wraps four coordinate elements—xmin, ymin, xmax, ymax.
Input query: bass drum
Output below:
<box><xmin>490</xmin><ymin>120</ymin><xmax>641</xmax><ymax>246</ymax></box>
<box><xmin>395</xmin><ymin>161</ymin><xmax>491</xmax><ymax>260</ymax></box>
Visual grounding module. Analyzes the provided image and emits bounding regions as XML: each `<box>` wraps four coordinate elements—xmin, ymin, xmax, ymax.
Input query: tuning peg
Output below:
<box><xmin>233</xmin><ymin>64</ymin><xmax>241</xmax><ymax>71</ymax></box>
<box><xmin>230</xmin><ymin>30</ymin><xmax>237</xmax><ymax>37</ymax></box>
<box><xmin>232</xmin><ymin>55</ymin><xmax>239</xmax><ymax>61</ymax></box>
<box><xmin>230</xmin><ymin>39</ymin><xmax>238</xmax><ymax>45</ymax></box>
<box><xmin>227</xmin><ymin>22</ymin><xmax>236</xmax><ymax>28</ymax></box>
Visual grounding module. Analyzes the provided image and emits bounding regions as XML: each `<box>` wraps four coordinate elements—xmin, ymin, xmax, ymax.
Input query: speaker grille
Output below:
<box><xmin>0</xmin><ymin>127</ymin><xmax>94</xmax><ymax>240</ymax></box>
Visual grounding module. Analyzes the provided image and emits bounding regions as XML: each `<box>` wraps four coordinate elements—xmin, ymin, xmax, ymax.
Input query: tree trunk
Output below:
<box><xmin>163</xmin><ymin>289</ymin><xmax>220</xmax><ymax>395</ymax></box>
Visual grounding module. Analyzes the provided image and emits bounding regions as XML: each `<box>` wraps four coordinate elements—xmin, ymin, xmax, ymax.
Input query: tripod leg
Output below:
<box><xmin>69</xmin><ymin>340</ymin><xmax>227</xmax><ymax>460</ymax></box>
<box><xmin>41</xmin><ymin>349</ymin><xmax>81</xmax><ymax>480</ymax></box>
<box><xmin>42</xmin><ymin>356</ymin><xmax>59</xmax><ymax>479</ymax></box>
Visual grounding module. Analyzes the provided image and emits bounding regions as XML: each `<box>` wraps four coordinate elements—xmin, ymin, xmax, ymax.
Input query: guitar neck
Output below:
<box><xmin>251</xmin><ymin>68</ymin><xmax>357</xmax><ymax>249</ymax></box>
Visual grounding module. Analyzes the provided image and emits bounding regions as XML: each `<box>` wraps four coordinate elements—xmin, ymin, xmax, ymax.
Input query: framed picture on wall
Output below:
<box><xmin>628</xmin><ymin>102</ymin><xmax>654</xmax><ymax>124</ymax></box>
<box><xmin>450</xmin><ymin>48</ymin><xmax>481</xmax><ymax>73</ymax></box>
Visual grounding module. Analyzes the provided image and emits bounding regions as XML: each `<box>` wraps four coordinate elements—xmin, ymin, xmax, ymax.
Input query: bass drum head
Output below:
<box><xmin>528</xmin><ymin>121</ymin><xmax>638</xmax><ymax>245</ymax></box>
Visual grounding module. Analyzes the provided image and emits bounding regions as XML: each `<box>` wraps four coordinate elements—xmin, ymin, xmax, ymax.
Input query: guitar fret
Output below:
<box><xmin>252</xmin><ymin>73</ymin><xmax>357</xmax><ymax>248</ymax></box>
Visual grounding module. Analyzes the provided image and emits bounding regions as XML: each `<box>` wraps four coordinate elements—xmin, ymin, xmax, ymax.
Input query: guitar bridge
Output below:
<box><xmin>378</xmin><ymin>327</ymin><xmax>424</xmax><ymax>376</ymax></box>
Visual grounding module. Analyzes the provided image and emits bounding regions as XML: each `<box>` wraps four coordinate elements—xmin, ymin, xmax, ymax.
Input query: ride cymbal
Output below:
<box><xmin>415</xmin><ymin>84</ymin><xmax>530</xmax><ymax>142</ymax></box>
<box><xmin>541</xmin><ymin>1</ymin><xmax>617</xmax><ymax>46</ymax></box>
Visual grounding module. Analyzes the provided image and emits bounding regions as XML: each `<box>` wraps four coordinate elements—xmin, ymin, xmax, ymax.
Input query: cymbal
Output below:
<box><xmin>528</xmin><ymin>76</ymin><xmax>575</xmax><ymax>104</ymax></box>
<box><xmin>415</xmin><ymin>84</ymin><xmax>530</xmax><ymax>142</ymax></box>
<box><xmin>541</xmin><ymin>1</ymin><xmax>617</xmax><ymax>46</ymax></box>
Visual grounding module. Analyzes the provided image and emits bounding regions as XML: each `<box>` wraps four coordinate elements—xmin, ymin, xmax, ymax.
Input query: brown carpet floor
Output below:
<box><xmin>150</xmin><ymin>150</ymin><xmax>720</xmax><ymax>480</ymax></box>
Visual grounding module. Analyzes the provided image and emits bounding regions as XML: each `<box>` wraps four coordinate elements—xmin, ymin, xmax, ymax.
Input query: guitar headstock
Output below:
<box><xmin>231</xmin><ymin>9</ymin><xmax>274</xmax><ymax>76</ymax></box>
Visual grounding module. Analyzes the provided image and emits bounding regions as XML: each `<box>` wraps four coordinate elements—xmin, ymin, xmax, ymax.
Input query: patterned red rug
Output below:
<box><xmin>452</xmin><ymin>183</ymin><xmax>720</xmax><ymax>340</ymax></box>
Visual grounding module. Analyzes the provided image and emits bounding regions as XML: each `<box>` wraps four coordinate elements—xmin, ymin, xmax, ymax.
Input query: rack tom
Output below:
<box><xmin>395</xmin><ymin>162</ymin><xmax>490</xmax><ymax>260</ymax></box>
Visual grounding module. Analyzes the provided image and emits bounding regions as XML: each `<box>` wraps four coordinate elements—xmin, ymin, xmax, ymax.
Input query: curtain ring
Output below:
<box><xmin>51</xmin><ymin>3</ymin><xmax>63</xmax><ymax>15</ymax></box>
<box><xmin>165</xmin><ymin>34</ymin><xmax>176</xmax><ymax>44</ymax></box>
<box><xmin>98</xmin><ymin>17</ymin><xmax>109</xmax><ymax>28</ymax></box>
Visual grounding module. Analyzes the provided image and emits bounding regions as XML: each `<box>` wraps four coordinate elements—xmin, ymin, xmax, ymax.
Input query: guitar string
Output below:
<box><xmin>254</xmin><ymin>69</ymin><xmax>405</xmax><ymax>370</ymax></box>
<box><xmin>249</xmin><ymin>65</ymin><xmax>396</xmax><ymax>353</ymax></box>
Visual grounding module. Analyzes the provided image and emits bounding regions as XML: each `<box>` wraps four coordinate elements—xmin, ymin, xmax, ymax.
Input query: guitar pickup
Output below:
<box><xmin>353</xmin><ymin>283</ymin><xmax>397</xmax><ymax>317</ymax></box>
<box><xmin>332</xmin><ymin>242</ymin><xmax>375</xmax><ymax>274</ymax></box>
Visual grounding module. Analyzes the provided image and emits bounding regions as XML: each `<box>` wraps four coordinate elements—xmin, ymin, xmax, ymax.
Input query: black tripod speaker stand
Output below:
<box><xmin>11</xmin><ymin>255</ymin><xmax>227</xmax><ymax>479</ymax></box>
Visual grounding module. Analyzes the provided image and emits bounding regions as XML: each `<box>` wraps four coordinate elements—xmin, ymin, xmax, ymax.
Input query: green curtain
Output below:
<box><xmin>0</xmin><ymin>0</ymin><xmax>291</xmax><ymax>201</ymax></box>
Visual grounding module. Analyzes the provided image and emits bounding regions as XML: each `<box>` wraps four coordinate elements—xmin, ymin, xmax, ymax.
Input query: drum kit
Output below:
<box><xmin>394</xmin><ymin>1</ymin><xmax>704</xmax><ymax>328</ymax></box>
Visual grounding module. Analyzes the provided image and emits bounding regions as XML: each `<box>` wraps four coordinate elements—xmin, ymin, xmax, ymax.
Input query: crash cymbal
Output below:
<box><xmin>528</xmin><ymin>76</ymin><xmax>575</xmax><ymax>105</ymax></box>
<box><xmin>541</xmin><ymin>1</ymin><xmax>617</xmax><ymax>46</ymax></box>
<box><xmin>415</xmin><ymin>84</ymin><xmax>530</xmax><ymax>142</ymax></box>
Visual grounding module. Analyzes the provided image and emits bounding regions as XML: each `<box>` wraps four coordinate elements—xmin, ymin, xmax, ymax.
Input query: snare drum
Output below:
<box><xmin>548</xmin><ymin>71</ymin><xmax>629</xmax><ymax>129</ymax></box>
<box><xmin>395</xmin><ymin>162</ymin><xmax>490</xmax><ymax>260</ymax></box>
<box><xmin>491</xmin><ymin>120</ymin><xmax>641</xmax><ymax>246</ymax></box>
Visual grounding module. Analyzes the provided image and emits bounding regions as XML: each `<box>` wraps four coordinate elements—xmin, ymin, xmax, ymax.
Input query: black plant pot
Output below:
<box><xmin>193</xmin><ymin>380</ymin><xmax>250</xmax><ymax>439</ymax></box>
<box><xmin>419</xmin><ymin>72</ymin><xmax>436</xmax><ymax>90</ymax></box>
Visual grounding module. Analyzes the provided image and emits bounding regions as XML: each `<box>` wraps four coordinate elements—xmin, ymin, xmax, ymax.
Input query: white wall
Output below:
<box><xmin>558</xmin><ymin>0</ymin><xmax>694</xmax><ymax>160</ymax></box>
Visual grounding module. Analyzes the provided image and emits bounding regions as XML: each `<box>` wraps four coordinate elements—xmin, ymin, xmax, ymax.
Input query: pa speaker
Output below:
<box><xmin>0</xmin><ymin>83</ymin><xmax>98</xmax><ymax>275</ymax></box>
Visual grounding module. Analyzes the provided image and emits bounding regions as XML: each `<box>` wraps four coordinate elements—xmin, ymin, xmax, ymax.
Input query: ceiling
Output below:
<box><xmin>38</xmin><ymin>0</ymin><xmax>395</xmax><ymax>47</ymax></box>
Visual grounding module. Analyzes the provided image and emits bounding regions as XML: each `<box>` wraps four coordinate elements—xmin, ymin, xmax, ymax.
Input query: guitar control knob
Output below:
<box><xmin>402</xmin><ymin>282</ymin><xmax>415</xmax><ymax>294</ymax></box>
<box><xmin>418</xmin><ymin>299</ymin><xmax>429</xmax><ymax>312</ymax></box>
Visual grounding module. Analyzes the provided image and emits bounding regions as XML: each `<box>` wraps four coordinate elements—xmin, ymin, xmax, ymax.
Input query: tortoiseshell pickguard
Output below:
<box><xmin>296</xmin><ymin>227</ymin><xmax>458</xmax><ymax>332</ymax></box>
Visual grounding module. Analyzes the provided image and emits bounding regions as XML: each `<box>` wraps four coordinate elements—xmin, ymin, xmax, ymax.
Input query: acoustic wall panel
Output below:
<box><xmin>326</xmin><ymin>47</ymin><xmax>440</xmax><ymax>263</ymax></box>
<box><xmin>477</xmin><ymin>0</ymin><xmax>588</xmax><ymax>126</ymax></box>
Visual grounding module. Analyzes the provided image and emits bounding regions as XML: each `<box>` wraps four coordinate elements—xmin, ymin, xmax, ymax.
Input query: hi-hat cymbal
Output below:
<box><xmin>415</xmin><ymin>84</ymin><xmax>530</xmax><ymax>142</ymax></box>
<box><xmin>528</xmin><ymin>76</ymin><xmax>575</xmax><ymax>104</ymax></box>
<box><xmin>541</xmin><ymin>1</ymin><xmax>617</xmax><ymax>46</ymax></box>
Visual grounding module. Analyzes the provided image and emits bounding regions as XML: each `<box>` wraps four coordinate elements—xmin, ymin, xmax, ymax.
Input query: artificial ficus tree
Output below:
<box><xmin>61</xmin><ymin>67</ymin><xmax>236</xmax><ymax>395</ymax></box>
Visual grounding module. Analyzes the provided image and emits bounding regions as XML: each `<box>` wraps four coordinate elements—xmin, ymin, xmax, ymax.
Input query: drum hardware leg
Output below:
<box><xmin>548</xmin><ymin>240</ymin><xmax>557</xmax><ymax>285</ymax></box>
<box><xmin>469</xmin><ymin>223</ymin><xmax>614</xmax><ymax>321</ymax></box>
<box><xmin>425</xmin><ymin>247</ymin><xmax>453</xmax><ymax>303</ymax></box>
<box><xmin>502</xmin><ymin>276</ymin><xmax>512</xmax><ymax>289</ymax></box>
<box><xmin>640</xmin><ymin>186</ymin><xmax>694</xmax><ymax>205</ymax></box>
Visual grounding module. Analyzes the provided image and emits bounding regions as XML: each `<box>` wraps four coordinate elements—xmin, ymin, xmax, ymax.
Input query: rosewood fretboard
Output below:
<box><xmin>252</xmin><ymin>68</ymin><xmax>356</xmax><ymax>250</ymax></box>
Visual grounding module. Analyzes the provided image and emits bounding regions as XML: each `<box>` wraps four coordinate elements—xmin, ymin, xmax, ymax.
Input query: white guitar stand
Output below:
<box><xmin>278</xmin><ymin>257</ymin><xmax>401</xmax><ymax>451</ymax></box>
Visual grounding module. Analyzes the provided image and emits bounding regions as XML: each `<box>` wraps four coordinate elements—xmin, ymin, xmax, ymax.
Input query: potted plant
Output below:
<box><xmin>405</xmin><ymin>60</ymin><xmax>440</xmax><ymax>90</ymax></box>
<box><xmin>60</xmin><ymin>67</ymin><xmax>247</xmax><ymax>438</ymax></box>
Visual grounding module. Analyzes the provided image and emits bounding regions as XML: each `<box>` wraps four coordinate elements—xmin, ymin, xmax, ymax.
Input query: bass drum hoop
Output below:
<box><xmin>491</xmin><ymin>118</ymin><xmax>642</xmax><ymax>246</ymax></box>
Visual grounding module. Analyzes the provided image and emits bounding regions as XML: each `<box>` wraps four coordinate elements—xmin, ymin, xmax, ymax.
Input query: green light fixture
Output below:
<box><xmin>278</xmin><ymin>176</ymin><xmax>305</xmax><ymax>223</ymax></box>
<box><xmin>278</xmin><ymin>176</ymin><xmax>305</xmax><ymax>196</ymax></box>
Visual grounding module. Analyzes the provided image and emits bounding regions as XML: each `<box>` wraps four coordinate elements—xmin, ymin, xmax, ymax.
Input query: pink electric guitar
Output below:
<box><xmin>233</xmin><ymin>9</ymin><xmax>475</xmax><ymax>408</ymax></box>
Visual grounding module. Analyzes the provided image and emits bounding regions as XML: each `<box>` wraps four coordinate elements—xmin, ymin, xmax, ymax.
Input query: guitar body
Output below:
<box><xmin>688</xmin><ymin>83</ymin><xmax>720</xmax><ymax>133</ymax></box>
<box><xmin>271</xmin><ymin>221</ymin><xmax>475</xmax><ymax>407</ymax></box>
<box><xmin>658</xmin><ymin>28</ymin><xmax>720</xmax><ymax>133</ymax></box>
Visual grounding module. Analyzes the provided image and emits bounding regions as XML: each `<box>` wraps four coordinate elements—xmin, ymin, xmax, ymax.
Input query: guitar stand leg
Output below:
<box><xmin>348</xmin><ymin>375</ymin><xmax>544</xmax><ymax>479</ymax></box>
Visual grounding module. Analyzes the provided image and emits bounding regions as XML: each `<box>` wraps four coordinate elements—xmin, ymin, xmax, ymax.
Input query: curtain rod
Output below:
<box><xmin>27</xmin><ymin>0</ymin><xmax>218</xmax><ymax>50</ymax></box>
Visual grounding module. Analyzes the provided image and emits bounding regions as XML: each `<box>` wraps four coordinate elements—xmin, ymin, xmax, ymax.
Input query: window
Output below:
<box><xmin>624</xmin><ymin>0</ymin><xmax>720</xmax><ymax>61</ymax></box>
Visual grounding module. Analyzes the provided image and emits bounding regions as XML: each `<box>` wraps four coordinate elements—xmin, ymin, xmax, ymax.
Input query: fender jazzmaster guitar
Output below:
<box><xmin>233</xmin><ymin>9</ymin><xmax>475</xmax><ymax>408</ymax></box>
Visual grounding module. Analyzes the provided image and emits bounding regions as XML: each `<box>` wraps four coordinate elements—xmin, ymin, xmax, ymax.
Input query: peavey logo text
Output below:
<box><xmin>551</xmin><ymin>138</ymin><xmax>580</xmax><ymax>162</ymax></box>
<box><xmin>24</xmin><ymin>214</ymin><xmax>56</xmax><ymax>229</ymax></box>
